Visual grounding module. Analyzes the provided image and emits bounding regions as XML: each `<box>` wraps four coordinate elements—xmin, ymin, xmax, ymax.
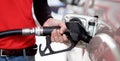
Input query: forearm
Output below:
<box><xmin>33</xmin><ymin>0</ymin><xmax>53</xmax><ymax>26</ymax></box>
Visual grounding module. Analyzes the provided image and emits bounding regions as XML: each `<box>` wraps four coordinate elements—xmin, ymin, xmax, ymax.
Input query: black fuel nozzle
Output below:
<box><xmin>69</xmin><ymin>17</ymin><xmax>92</xmax><ymax>43</ymax></box>
<box><xmin>39</xmin><ymin>17</ymin><xmax>92</xmax><ymax>56</ymax></box>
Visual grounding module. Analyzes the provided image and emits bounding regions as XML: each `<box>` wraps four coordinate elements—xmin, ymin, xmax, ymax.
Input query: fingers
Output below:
<box><xmin>51</xmin><ymin>29</ymin><xmax>59</xmax><ymax>42</ymax></box>
<box><xmin>62</xmin><ymin>34</ymin><xmax>68</xmax><ymax>42</ymax></box>
<box><xmin>51</xmin><ymin>29</ymin><xmax>68</xmax><ymax>43</ymax></box>
<box><xmin>58</xmin><ymin>21</ymin><xmax>67</xmax><ymax>34</ymax></box>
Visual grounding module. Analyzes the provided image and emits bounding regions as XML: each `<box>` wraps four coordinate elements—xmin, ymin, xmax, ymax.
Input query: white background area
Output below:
<box><xmin>34</xmin><ymin>0</ymin><xmax>120</xmax><ymax>61</ymax></box>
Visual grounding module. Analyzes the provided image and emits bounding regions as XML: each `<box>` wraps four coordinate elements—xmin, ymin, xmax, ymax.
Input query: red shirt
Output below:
<box><xmin>0</xmin><ymin>0</ymin><xmax>36</xmax><ymax>49</ymax></box>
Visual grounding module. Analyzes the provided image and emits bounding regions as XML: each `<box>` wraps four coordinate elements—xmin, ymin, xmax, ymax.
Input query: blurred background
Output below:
<box><xmin>35</xmin><ymin>0</ymin><xmax>120</xmax><ymax>61</ymax></box>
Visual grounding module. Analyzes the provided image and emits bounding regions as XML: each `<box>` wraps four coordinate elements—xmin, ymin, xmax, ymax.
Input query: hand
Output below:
<box><xmin>43</xmin><ymin>18</ymin><xmax>68</xmax><ymax>43</ymax></box>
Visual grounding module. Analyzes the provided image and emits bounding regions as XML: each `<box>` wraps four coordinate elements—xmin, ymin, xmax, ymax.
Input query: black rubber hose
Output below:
<box><xmin>0</xmin><ymin>29</ymin><xmax>22</xmax><ymax>38</ymax></box>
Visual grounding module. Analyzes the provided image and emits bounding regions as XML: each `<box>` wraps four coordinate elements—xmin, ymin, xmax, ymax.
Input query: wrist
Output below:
<box><xmin>43</xmin><ymin>18</ymin><xmax>57</xmax><ymax>26</ymax></box>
